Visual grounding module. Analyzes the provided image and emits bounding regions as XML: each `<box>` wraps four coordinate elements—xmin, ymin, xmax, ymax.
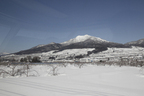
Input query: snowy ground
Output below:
<box><xmin>0</xmin><ymin>64</ymin><xmax>144</xmax><ymax>96</ymax></box>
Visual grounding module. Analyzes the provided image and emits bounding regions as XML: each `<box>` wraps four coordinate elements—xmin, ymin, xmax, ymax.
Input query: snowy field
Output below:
<box><xmin>0</xmin><ymin>64</ymin><xmax>144</xmax><ymax>96</ymax></box>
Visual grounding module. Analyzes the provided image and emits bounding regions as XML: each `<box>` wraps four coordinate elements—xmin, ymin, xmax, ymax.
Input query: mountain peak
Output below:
<box><xmin>75</xmin><ymin>34</ymin><xmax>91</xmax><ymax>41</ymax></box>
<box><xmin>61</xmin><ymin>34</ymin><xmax>108</xmax><ymax>45</ymax></box>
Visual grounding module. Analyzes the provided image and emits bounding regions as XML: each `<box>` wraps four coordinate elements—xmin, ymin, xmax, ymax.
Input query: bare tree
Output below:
<box><xmin>60</xmin><ymin>63</ymin><xmax>68</xmax><ymax>67</ymax></box>
<box><xmin>22</xmin><ymin>63</ymin><xmax>39</xmax><ymax>77</ymax></box>
<box><xmin>0</xmin><ymin>64</ymin><xmax>24</xmax><ymax>78</ymax></box>
<box><xmin>0</xmin><ymin>63</ymin><xmax>39</xmax><ymax>78</ymax></box>
<box><xmin>47</xmin><ymin>64</ymin><xmax>60</xmax><ymax>76</ymax></box>
<box><xmin>139</xmin><ymin>66</ymin><xmax>144</xmax><ymax>75</ymax></box>
<box><xmin>74</xmin><ymin>62</ymin><xmax>85</xmax><ymax>68</ymax></box>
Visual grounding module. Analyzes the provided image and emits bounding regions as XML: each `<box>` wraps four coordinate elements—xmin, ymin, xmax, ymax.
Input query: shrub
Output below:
<box><xmin>32</xmin><ymin>56</ymin><xmax>41</xmax><ymax>63</ymax></box>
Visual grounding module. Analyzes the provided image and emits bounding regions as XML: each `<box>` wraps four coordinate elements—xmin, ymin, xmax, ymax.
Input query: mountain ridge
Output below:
<box><xmin>14</xmin><ymin>35</ymin><xmax>133</xmax><ymax>55</ymax></box>
<box><xmin>125</xmin><ymin>38</ymin><xmax>144</xmax><ymax>47</ymax></box>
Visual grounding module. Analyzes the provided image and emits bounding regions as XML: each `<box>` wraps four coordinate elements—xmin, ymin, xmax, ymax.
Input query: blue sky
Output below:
<box><xmin>0</xmin><ymin>0</ymin><xmax>144</xmax><ymax>53</ymax></box>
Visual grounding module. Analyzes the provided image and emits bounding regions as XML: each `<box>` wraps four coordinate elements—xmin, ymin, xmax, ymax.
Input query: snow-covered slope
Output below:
<box><xmin>125</xmin><ymin>38</ymin><xmax>144</xmax><ymax>47</ymax></box>
<box><xmin>40</xmin><ymin>48</ymin><xmax>95</xmax><ymax>61</ymax></box>
<box><xmin>126</xmin><ymin>38</ymin><xmax>144</xmax><ymax>45</ymax></box>
<box><xmin>61</xmin><ymin>34</ymin><xmax>109</xmax><ymax>45</ymax></box>
<box><xmin>89</xmin><ymin>46</ymin><xmax>144</xmax><ymax>61</ymax></box>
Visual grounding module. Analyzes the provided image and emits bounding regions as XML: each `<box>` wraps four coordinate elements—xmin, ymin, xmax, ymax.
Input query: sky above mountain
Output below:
<box><xmin>0</xmin><ymin>0</ymin><xmax>144</xmax><ymax>53</ymax></box>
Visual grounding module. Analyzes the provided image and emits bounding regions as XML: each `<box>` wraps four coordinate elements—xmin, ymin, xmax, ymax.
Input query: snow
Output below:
<box><xmin>61</xmin><ymin>34</ymin><xmax>108</xmax><ymax>45</ymax></box>
<box><xmin>0</xmin><ymin>64</ymin><xmax>144</xmax><ymax>96</ymax></box>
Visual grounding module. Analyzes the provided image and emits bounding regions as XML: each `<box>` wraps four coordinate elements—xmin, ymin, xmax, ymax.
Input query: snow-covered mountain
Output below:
<box><xmin>61</xmin><ymin>35</ymin><xmax>109</xmax><ymax>45</ymax></box>
<box><xmin>125</xmin><ymin>38</ymin><xmax>144</xmax><ymax>47</ymax></box>
<box><xmin>15</xmin><ymin>34</ymin><xmax>127</xmax><ymax>55</ymax></box>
